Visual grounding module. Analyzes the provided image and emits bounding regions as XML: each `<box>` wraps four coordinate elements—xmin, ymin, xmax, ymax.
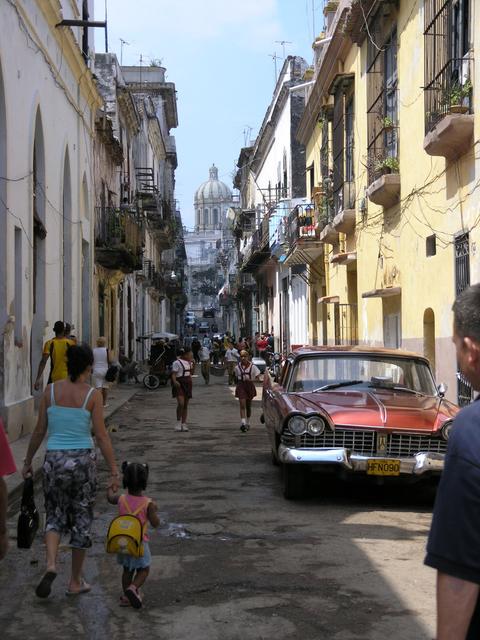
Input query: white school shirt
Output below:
<box><xmin>235</xmin><ymin>363</ymin><xmax>260</xmax><ymax>380</ymax></box>
<box><xmin>172</xmin><ymin>358</ymin><xmax>192</xmax><ymax>377</ymax></box>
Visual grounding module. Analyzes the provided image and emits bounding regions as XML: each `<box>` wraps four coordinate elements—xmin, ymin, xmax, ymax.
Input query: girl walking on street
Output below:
<box><xmin>235</xmin><ymin>350</ymin><xmax>261</xmax><ymax>433</ymax></box>
<box><xmin>107</xmin><ymin>462</ymin><xmax>159</xmax><ymax>609</ymax></box>
<box><xmin>171</xmin><ymin>348</ymin><xmax>194</xmax><ymax>431</ymax></box>
<box><xmin>22</xmin><ymin>344</ymin><xmax>119</xmax><ymax>598</ymax></box>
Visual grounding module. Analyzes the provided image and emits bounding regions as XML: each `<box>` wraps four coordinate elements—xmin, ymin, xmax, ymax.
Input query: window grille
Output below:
<box><xmin>424</xmin><ymin>0</ymin><xmax>472</xmax><ymax>134</ymax></box>
<box><xmin>366</xmin><ymin>8</ymin><xmax>398</xmax><ymax>184</ymax></box>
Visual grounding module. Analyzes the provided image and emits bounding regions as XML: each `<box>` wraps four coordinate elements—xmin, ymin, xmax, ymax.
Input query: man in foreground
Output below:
<box><xmin>425</xmin><ymin>283</ymin><xmax>480</xmax><ymax>639</ymax></box>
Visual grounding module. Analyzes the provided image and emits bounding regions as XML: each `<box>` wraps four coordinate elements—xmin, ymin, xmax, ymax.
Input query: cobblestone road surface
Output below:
<box><xmin>1</xmin><ymin>374</ymin><xmax>437</xmax><ymax>639</ymax></box>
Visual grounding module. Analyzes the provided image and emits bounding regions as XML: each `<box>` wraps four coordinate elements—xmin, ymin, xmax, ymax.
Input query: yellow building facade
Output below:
<box><xmin>298</xmin><ymin>0</ymin><xmax>478</xmax><ymax>405</ymax></box>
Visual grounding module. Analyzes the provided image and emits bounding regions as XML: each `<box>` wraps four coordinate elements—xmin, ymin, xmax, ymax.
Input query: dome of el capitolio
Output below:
<box><xmin>194</xmin><ymin>164</ymin><xmax>232</xmax><ymax>203</ymax></box>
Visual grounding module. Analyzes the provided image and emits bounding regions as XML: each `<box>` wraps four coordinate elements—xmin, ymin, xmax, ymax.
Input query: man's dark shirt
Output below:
<box><xmin>425</xmin><ymin>397</ymin><xmax>480</xmax><ymax>639</ymax></box>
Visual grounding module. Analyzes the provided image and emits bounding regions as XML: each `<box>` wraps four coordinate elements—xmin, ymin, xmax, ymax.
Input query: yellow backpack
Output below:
<box><xmin>106</xmin><ymin>496</ymin><xmax>148</xmax><ymax>557</ymax></box>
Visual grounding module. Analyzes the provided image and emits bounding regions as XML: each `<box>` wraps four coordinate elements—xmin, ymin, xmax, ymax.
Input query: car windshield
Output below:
<box><xmin>289</xmin><ymin>355</ymin><xmax>437</xmax><ymax>396</ymax></box>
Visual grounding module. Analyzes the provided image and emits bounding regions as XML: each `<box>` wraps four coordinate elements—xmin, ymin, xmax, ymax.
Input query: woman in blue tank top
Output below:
<box><xmin>22</xmin><ymin>344</ymin><xmax>119</xmax><ymax>599</ymax></box>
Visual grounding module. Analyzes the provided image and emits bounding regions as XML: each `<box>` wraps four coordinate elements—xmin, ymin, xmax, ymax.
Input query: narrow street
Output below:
<box><xmin>2</xmin><ymin>375</ymin><xmax>436</xmax><ymax>640</ymax></box>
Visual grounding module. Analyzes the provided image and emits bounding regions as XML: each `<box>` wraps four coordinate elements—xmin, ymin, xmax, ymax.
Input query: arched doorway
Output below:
<box><xmin>31</xmin><ymin>108</ymin><xmax>47</xmax><ymax>389</ymax></box>
<box><xmin>423</xmin><ymin>308</ymin><xmax>436</xmax><ymax>373</ymax></box>
<box><xmin>62</xmin><ymin>149</ymin><xmax>72</xmax><ymax>323</ymax></box>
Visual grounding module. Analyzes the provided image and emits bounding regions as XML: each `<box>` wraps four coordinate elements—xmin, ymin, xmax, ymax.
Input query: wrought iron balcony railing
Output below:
<box><xmin>424</xmin><ymin>58</ymin><xmax>473</xmax><ymax>134</ymax></box>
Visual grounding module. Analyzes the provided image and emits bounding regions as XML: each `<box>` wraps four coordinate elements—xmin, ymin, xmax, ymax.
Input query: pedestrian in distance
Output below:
<box><xmin>171</xmin><ymin>347</ymin><xmax>194</xmax><ymax>432</ymax></box>
<box><xmin>64</xmin><ymin>322</ymin><xmax>77</xmax><ymax>343</ymax></box>
<box><xmin>199</xmin><ymin>343</ymin><xmax>211</xmax><ymax>385</ymax></box>
<box><xmin>22</xmin><ymin>343</ymin><xmax>119</xmax><ymax>598</ymax></box>
<box><xmin>224</xmin><ymin>340</ymin><xmax>240</xmax><ymax>385</ymax></box>
<box><xmin>234</xmin><ymin>350</ymin><xmax>261</xmax><ymax>433</ymax></box>
<box><xmin>425</xmin><ymin>283</ymin><xmax>480</xmax><ymax>640</ymax></box>
<box><xmin>92</xmin><ymin>337</ymin><xmax>113</xmax><ymax>407</ymax></box>
<box><xmin>107</xmin><ymin>462</ymin><xmax>160</xmax><ymax>609</ymax></box>
<box><xmin>256</xmin><ymin>334</ymin><xmax>269</xmax><ymax>361</ymax></box>
<box><xmin>191</xmin><ymin>336</ymin><xmax>201</xmax><ymax>364</ymax></box>
<box><xmin>34</xmin><ymin>320</ymin><xmax>75</xmax><ymax>390</ymax></box>
<box><xmin>0</xmin><ymin>418</ymin><xmax>16</xmax><ymax>560</ymax></box>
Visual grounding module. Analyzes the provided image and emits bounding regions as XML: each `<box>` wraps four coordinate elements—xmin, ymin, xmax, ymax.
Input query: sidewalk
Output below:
<box><xmin>5</xmin><ymin>382</ymin><xmax>140</xmax><ymax>503</ymax></box>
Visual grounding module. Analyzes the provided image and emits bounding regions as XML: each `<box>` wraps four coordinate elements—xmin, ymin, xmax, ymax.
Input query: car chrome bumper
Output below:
<box><xmin>277</xmin><ymin>445</ymin><xmax>444</xmax><ymax>475</ymax></box>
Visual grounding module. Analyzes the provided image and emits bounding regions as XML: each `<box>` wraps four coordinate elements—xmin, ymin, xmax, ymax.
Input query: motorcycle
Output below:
<box><xmin>268</xmin><ymin>352</ymin><xmax>283</xmax><ymax>382</ymax></box>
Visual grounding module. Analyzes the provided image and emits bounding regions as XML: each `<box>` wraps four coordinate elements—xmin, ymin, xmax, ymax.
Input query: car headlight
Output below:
<box><xmin>441</xmin><ymin>421</ymin><xmax>453</xmax><ymax>441</ymax></box>
<box><xmin>288</xmin><ymin>415</ymin><xmax>307</xmax><ymax>435</ymax></box>
<box><xmin>307</xmin><ymin>417</ymin><xmax>325</xmax><ymax>436</ymax></box>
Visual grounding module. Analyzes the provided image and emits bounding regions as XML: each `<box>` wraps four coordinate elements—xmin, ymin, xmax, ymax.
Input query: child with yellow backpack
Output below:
<box><xmin>107</xmin><ymin>461</ymin><xmax>159</xmax><ymax>608</ymax></box>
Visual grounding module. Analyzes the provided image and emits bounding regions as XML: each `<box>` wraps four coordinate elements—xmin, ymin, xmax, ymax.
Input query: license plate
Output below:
<box><xmin>366</xmin><ymin>459</ymin><xmax>401</xmax><ymax>476</ymax></box>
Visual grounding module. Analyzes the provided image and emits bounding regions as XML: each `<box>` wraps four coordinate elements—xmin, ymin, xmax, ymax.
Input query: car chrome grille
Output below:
<box><xmin>281</xmin><ymin>429</ymin><xmax>376</xmax><ymax>456</ymax></box>
<box><xmin>281</xmin><ymin>429</ymin><xmax>447</xmax><ymax>457</ymax></box>
<box><xmin>387</xmin><ymin>433</ymin><xmax>447</xmax><ymax>456</ymax></box>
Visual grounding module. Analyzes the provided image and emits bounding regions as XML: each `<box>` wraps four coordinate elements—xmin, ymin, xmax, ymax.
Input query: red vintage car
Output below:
<box><xmin>262</xmin><ymin>346</ymin><xmax>459</xmax><ymax>499</ymax></box>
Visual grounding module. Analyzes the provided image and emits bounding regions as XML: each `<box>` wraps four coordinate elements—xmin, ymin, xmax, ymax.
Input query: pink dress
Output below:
<box><xmin>0</xmin><ymin>419</ymin><xmax>16</xmax><ymax>477</ymax></box>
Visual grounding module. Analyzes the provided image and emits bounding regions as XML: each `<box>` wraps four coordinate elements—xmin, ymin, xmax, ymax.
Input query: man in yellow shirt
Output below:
<box><xmin>34</xmin><ymin>321</ymin><xmax>75</xmax><ymax>390</ymax></box>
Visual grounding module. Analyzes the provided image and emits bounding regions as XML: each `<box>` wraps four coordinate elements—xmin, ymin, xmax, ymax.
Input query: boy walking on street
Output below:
<box><xmin>199</xmin><ymin>343</ymin><xmax>211</xmax><ymax>385</ymax></box>
<box><xmin>224</xmin><ymin>340</ymin><xmax>239</xmax><ymax>386</ymax></box>
<box><xmin>34</xmin><ymin>321</ymin><xmax>75</xmax><ymax>390</ymax></box>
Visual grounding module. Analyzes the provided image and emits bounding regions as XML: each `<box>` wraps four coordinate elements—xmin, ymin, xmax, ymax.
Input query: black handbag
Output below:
<box><xmin>105</xmin><ymin>364</ymin><xmax>119</xmax><ymax>382</ymax></box>
<box><xmin>17</xmin><ymin>477</ymin><xmax>39</xmax><ymax>549</ymax></box>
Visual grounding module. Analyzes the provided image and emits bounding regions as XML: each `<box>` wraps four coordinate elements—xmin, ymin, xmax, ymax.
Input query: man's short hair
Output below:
<box><xmin>453</xmin><ymin>283</ymin><xmax>480</xmax><ymax>343</ymax></box>
<box><xmin>53</xmin><ymin>320</ymin><xmax>65</xmax><ymax>335</ymax></box>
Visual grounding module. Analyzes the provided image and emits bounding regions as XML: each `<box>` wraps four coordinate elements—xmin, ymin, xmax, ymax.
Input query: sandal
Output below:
<box><xmin>119</xmin><ymin>594</ymin><xmax>131</xmax><ymax>607</ymax></box>
<box><xmin>125</xmin><ymin>584</ymin><xmax>142</xmax><ymax>609</ymax></box>
<box><xmin>35</xmin><ymin>571</ymin><xmax>57</xmax><ymax>598</ymax></box>
<box><xmin>65</xmin><ymin>579</ymin><xmax>91</xmax><ymax>596</ymax></box>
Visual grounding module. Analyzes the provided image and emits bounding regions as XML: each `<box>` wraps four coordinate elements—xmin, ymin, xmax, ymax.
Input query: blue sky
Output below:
<box><xmin>95</xmin><ymin>1</ymin><xmax>324</xmax><ymax>228</ymax></box>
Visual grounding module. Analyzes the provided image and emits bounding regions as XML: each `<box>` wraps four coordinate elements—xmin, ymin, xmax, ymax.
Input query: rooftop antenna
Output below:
<box><xmin>269</xmin><ymin>52</ymin><xmax>282</xmax><ymax>84</ymax></box>
<box><xmin>243</xmin><ymin>125</ymin><xmax>253</xmax><ymax>147</ymax></box>
<box><xmin>119</xmin><ymin>38</ymin><xmax>129</xmax><ymax>65</ymax></box>
<box><xmin>275</xmin><ymin>40</ymin><xmax>292</xmax><ymax>59</ymax></box>
<box><xmin>312</xmin><ymin>0</ymin><xmax>316</xmax><ymax>41</ymax></box>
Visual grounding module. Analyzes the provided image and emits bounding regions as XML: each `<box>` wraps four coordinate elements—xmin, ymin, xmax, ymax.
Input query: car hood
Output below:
<box><xmin>284</xmin><ymin>388</ymin><xmax>458</xmax><ymax>432</ymax></box>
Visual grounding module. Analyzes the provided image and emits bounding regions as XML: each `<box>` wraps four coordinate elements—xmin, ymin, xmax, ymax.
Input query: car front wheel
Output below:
<box><xmin>282</xmin><ymin>465</ymin><xmax>306</xmax><ymax>500</ymax></box>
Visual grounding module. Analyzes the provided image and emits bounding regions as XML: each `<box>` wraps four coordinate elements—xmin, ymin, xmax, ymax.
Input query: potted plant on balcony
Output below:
<box><xmin>374</xmin><ymin>156</ymin><xmax>400</xmax><ymax>175</ymax></box>
<box><xmin>447</xmin><ymin>80</ymin><xmax>472</xmax><ymax>114</ymax></box>
<box><xmin>382</xmin><ymin>116</ymin><xmax>395</xmax><ymax>132</ymax></box>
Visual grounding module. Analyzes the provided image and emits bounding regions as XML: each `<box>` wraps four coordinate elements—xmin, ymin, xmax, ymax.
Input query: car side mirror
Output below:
<box><xmin>437</xmin><ymin>382</ymin><xmax>448</xmax><ymax>397</ymax></box>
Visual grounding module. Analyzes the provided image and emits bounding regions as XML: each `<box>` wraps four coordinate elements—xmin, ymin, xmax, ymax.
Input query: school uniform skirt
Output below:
<box><xmin>235</xmin><ymin>380</ymin><xmax>256</xmax><ymax>401</ymax></box>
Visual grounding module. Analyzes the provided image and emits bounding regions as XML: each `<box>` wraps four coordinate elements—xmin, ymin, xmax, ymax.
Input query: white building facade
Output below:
<box><xmin>235</xmin><ymin>56</ymin><xmax>310</xmax><ymax>351</ymax></box>
<box><xmin>0</xmin><ymin>0</ymin><xmax>101</xmax><ymax>439</ymax></box>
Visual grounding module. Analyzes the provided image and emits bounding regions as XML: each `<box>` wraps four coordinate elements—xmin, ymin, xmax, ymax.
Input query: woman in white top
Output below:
<box><xmin>171</xmin><ymin>347</ymin><xmax>194</xmax><ymax>432</ymax></box>
<box><xmin>92</xmin><ymin>337</ymin><xmax>112</xmax><ymax>407</ymax></box>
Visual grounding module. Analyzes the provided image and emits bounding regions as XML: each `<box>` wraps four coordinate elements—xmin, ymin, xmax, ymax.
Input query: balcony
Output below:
<box><xmin>424</xmin><ymin>112</ymin><xmax>474</xmax><ymax>160</ymax></box>
<box><xmin>238</xmin><ymin>272</ymin><xmax>256</xmax><ymax>290</ymax></box>
<box><xmin>284</xmin><ymin>204</ymin><xmax>323</xmax><ymax>264</ymax></box>
<box><xmin>319</xmin><ymin>223</ymin><xmax>339</xmax><ymax>245</ymax></box>
<box><xmin>240</xmin><ymin>215</ymin><xmax>270</xmax><ymax>273</ymax></box>
<box><xmin>94</xmin><ymin>207</ymin><xmax>143</xmax><ymax>273</ymax></box>
<box><xmin>366</xmin><ymin>172</ymin><xmax>400</xmax><ymax>209</ymax></box>
<box><xmin>332</xmin><ymin>181</ymin><xmax>356</xmax><ymax>233</ymax></box>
